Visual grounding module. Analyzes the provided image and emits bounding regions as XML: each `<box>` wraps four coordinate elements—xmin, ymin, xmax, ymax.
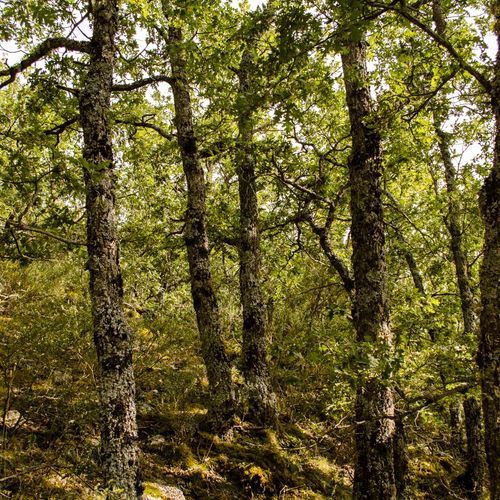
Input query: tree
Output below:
<box><xmin>0</xmin><ymin>2</ymin><xmax>143</xmax><ymax>495</ymax></box>
<box><xmin>79</xmin><ymin>1</ymin><xmax>142</xmax><ymax>496</ymax></box>
<box><xmin>342</xmin><ymin>32</ymin><xmax>397</xmax><ymax>500</ymax></box>
<box><xmin>162</xmin><ymin>8</ymin><xmax>236</xmax><ymax>432</ymax></box>
<box><xmin>0</xmin><ymin>1</ymin><xmax>497</xmax><ymax>497</ymax></box>
<box><xmin>236</xmin><ymin>43</ymin><xmax>277</xmax><ymax>426</ymax></box>
<box><xmin>362</xmin><ymin>2</ymin><xmax>498</xmax><ymax>494</ymax></box>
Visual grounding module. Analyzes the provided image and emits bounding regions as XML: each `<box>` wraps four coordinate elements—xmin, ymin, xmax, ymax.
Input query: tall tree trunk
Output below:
<box><xmin>434</xmin><ymin>112</ymin><xmax>485</xmax><ymax>488</ymax></box>
<box><xmin>449</xmin><ymin>399</ymin><xmax>465</xmax><ymax>456</ymax></box>
<box><xmin>342</xmin><ymin>39</ymin><xmax>397</xmax><ymax>500</ymax></box>
<box><xmin>431</xmin><ymin>5</ymin><xmax>485</xmax><ymax>495</ymax></box>
<box><xmin>478</xmin><ymin>2</ymin><xmax>500</xmax><ymax>495</ymax></box>
<box><xmin>78</xmin><ymin>1</ymin><xmax>141</xmax><ymax>496</ymax></box>
<box><xmin>236</xmin><ymin>47</ymin><xmax>277</xmax><ymax>426</ymax></box>
<box><xmin>167</xmin><ymin>26</ymin><xmax>236</xmax><ymax>431</ymax></box>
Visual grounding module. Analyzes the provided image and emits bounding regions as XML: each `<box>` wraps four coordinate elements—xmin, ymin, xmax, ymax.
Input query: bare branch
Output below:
<box><xmin>111</xmin><ymin>74</ymin><xmax>174</xmax><ymax>92</ymax></box>
<box><xmin>55</xmin><ymin>84</ymin><xmax>80</xmax><ymax>96</ymax></box>
<box><xmin>115</xmin><ymin>119</ymin><xmax>175</xmax><ymax>140</ymax></box>
<box><xmin>44</xmin><ymin>117</ymin><xmax>79</xmax><ymax>137</ymax></box>
<box><xmin>303</xmin><ymin>210</ymin><xmax>355</xmax><ymax>292</ymax></box>
<box><xmin>0</xmin><ymin>38</ymin><xmax>91</xmax><ymax>89</ymax></box>
<box><xmin>406</xmin><ymin>382</ymin><xmax>473</xmax><ymax>406</ymax></box>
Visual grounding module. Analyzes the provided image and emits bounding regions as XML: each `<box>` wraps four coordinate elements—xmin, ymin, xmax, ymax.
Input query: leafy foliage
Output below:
<box><xmin>0</xmin><ymin>0</ymin><xmax>494</xmax><ymax>497</ymax></box>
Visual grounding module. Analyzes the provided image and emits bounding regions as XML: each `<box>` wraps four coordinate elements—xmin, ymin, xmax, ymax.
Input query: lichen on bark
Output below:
<box><xmin>78</xmin><ymin>0</ymin><xmax>141</xmax><ymax>496</ymax></box>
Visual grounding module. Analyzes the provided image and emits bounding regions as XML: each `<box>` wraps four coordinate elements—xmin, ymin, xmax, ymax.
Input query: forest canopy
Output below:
<box><xmin>0</xmin><ymin>0</ymin><xmax>498</xmax><ymax>498</ymax></box>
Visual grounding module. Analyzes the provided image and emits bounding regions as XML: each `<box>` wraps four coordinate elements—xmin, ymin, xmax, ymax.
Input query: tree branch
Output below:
<box><xmin>115</xmin><ymin>119</ymin><xmax>175</xmax><ymax>140</ymax></box>
<box><xmin>406</xmin><ymin>382</ymin><xmax>473</xmax><ymax>407</ymax></box>
<box><xmin>366</xmin><ymin>1</ymin><xmax>492</xmax><ymax>94</ymax></box>
<box><xmin>111</xmin><ymin>74</ymin><xmax>174</xmax><ymax>92</ymax></box>
<box><xmin>0</xmin><ymin>38</ymin><xmax>91</xmax><ymax>89</ymax></box>
<box><xmin>6</xmin><ymin>222</ymin><xmax>86</xmax><ymax>246</ymax></box>
<box><xmin>303</xmin><ymin>211</ymin><xmax>355</xmax><ymax>292</ymax></box>
<box><xmin>44</xmin><ymin>117</ymin><xmax>79</xmax><ymax>137</ymax></box>
<box><xmin>55</xmin><ymin>84</ymin><xmax>80</xmax><ymax>97</ymax></box>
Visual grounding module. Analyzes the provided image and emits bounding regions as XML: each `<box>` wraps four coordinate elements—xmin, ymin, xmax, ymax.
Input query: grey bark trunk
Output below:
<box><xmin>236</xmin><ymin>48</ymin><xmax>277</xmax><ymax>426</ymax></box>
<box><xmin>434</xmin><ymin>115</ymin><xmax>484</xmax><ymax>474</ymax></box>
<box><xmin>434</xmin><ymin>113</ymin><xmax>477</xmax><ymax>336</ymax></box>
<box><xmin>449</xmin><ymin>400</ymin><xmax>465</xmax><ymax>456</ymax></box>
<box><xmin>395</xmin><ymin>229</ymin><xmax>426</xmax><ymax>295</ymax></box>
<box><xmin>167</xmin><ymin>26</ymin><xmax>236</xmax><ymax>431</ymax></box>
<box><xmin>463</xmin><ymin>397</ymin><xmax>486</xmax><ymax>499</ymax></box>
<box><xmin>341</xmin><ymin>39</ymin><xmax>397</xmax><ymax>500</ymax></box>
<box><xmin>431</xmin><ymin>5</ymin><xmax>485</xmax><ymax>495</ymax></box>
<box><xmin>478</xmin><ymin>3</ymin><xmax>500</xmax><ymax>495</ymax></box>
<box><xmin>78</xmin><ymin>1</ymin><xmax>141</xmax><ymax>496</ymax></box>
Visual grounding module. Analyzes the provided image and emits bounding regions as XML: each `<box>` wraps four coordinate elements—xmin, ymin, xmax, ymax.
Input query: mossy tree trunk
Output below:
<box><xmin>236</xmin><ymin>47</ymin><xmax>277</xmax><ymax>426</ymax></box>
<box><xmin>463</xmin><ymin>397</ymin><xmax>486</xmax><ymax>499</ymax></box>
<box><xmin>478</xmin><ymin>4</ymin><xmax>500</xmax><ymax>495</ymax></box>
<box><xmin>342</xmin><ymin>38</ymin><xmax>397</xmax><ymax>500</ymax></box>
<box><xmin>167</xmin><ymin>25</ymin><xmax>236</xmax><ymax>432</ymax></box>
<box><xmin>78</xmin><ymin>0</ymin><xmax>141</xmax><ymax>496</ymax></box>
<box><xmin>431</xmin><ymin>4</ymin><xmax>484</xmax><ymax>493</ymax></box>
<box><xmin>434</xmin><ymin>114</ymin><xmax>477</xmax><ymax>336</ymax></box>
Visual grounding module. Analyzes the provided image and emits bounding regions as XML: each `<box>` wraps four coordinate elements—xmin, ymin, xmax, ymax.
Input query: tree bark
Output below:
<box><xmin>236</xmin><ymin>47</ymin><xmax>277</xmax><ymax>426</ymax></box>
<box><xmin>342</xmin><ymin>39</ymin><xmax>397</xmax><ymax>500</ymax></box>
<box><xmin>394</xmin><ymin>413</ymin><xmax>410</xmax><ymax>499</ymax></box>
<box><xmin>167</xmin><ymin>26</ymin><xmax>236</xmax><ymax>432</ymax></box>
<box><xmin>431</xmin><ymin>5</ymin><xmax>485</xmax><ymax>494</ymax></box>
<box><xmin>478</xmin><ymin>3</ymin><xmax>500</xmax><ymax>495</ymax></box>
<box><xmin>463</xmin><ymin>397</ymin><xmax>486</xmax><ymax>499</ymax></box>
<box><xmin>434</xmin><ymin>112</ymin><xmax>477</xmax><ymax>336</ymax></box>
<box><xmin>449</xmin><ymin>400</ymin><xmax>465</xmax><ymax>456</ymax></box>
<box><xmin>78</xmin><ymin>0</ymin><xmax>141</xmax><ymax>496</ymax></box>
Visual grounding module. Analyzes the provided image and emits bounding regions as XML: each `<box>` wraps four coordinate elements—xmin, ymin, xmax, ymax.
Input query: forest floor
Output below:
<box><xmin>0</xmin><ymin>261</ymin><xmax>478</xmax><ymax>498</ymax></box>
<box><xmin>1</xmin><ymin>378</ymin><xmax>354</xmax><ymax>498</ymax></box>
<box><xmin>0</xmin><ymin>364</ymin><xmax>474</xmax><ymax>499</ymax></box>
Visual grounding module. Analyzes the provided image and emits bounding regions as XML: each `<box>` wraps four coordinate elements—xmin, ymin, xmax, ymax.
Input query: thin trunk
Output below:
<box><xmin>237</xmin><ymin>48</ymin><xmax>277</xmax><ymax>425</ymax></box>
<box><xmin>478</xmin><ymin>3</ymin><xmax>500</xmax><ymax>495</ymax></box>
<box><xmin>431</xmin><ymin>5</ymin><xmax>485</xmax><ymax>495</ymax></box>
<box><xmin>463</xmin><ymin>397</ymin><xmax>486</xmax><ymax>499</ymax></box>
<box><xmin>434</xmin><ymin>113</ymin><xmax>476</xmax><ymax>335</ymax></box>
<box><xmin>395</xmin><ymin>229</ymin><xmax>426</xmax><ymax>295</ymax></box>
<box><xmin>78</xmin><ymin>1</ymin><xmax>141</xmax><ymax>496</ymax></box>
<box><xmin>394</xmin><ymin>413</ymin><xmax>410</xmax><ymax>499</ymax></box>
<box><xmin>342</xmin><ymin>39</ymin><xmax>397</xmax><ymax>500</ymax></box>
<box><xmin>434</xmin><ymin>115</ymin><xmax>477</xmax><ymax>465</ymax></box>
<box><xmin>168</xmin><ymin>26</ymin><xmax>236</xmax><ymax>431</ymax></box>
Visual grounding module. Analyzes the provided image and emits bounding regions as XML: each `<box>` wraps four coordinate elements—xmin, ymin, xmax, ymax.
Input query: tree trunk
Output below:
<box><xmin>449</xmin><ymin>400</ymin><xmax>465</xmax><ymax>456</ymax></box>
<box><xmin>431</xmin><ymin>5</ymin><xmax>485</xmax><ymax>493</ymax></box>
<box><xmin>342</xmin><ymin>39</ymin><xmax>397</xmax><ymax>500</ymax></box>
<box><xmin>168</xmin><ymin>26</ymin><xmax>236</xmax><ymax>432</ymax></box>
<box><xmin>78</xmin><ymin>1</ymin><xmax>141</xmax><ymax>496</ymax></box>
<box><xmin>236</xmin><ymin>47</ymin><xmax>277</xmax><ymax>426</ymax></box>
<box><xmin>434</xmin><ymin>112</ymin><xmax>482</xmax><ymax>466</ymax></box>
<box><xmin>463</xmin><ymin>397</ymin><xmax>486</xmax><ymax>499</ymax></box>
<box><xmin>478</xmin><ymin>3</ymin><xmax>500</xmax><ymax>493</ymax></box>
<box><xmin>434</xmin><ymin>112</ymin><xmax>476</xmax><ymax>336</ymax></box>
<box><xmin>394</xmin><ymin>413</ymin><xmax>410</xmax><ymax>499</ymax></box>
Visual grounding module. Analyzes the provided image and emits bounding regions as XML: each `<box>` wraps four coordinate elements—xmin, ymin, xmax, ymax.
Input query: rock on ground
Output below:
<box><xmin>142</xmin><ymin>483</ymin><xmax>185</xmax><ymax>500</ymax></box>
